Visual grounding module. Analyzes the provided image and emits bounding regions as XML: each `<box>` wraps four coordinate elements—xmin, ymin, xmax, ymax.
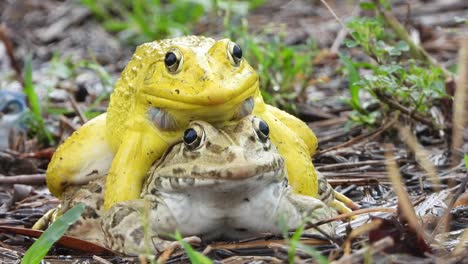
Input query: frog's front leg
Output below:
<box><xmin>255</xmin><ymin>110</ymin><xmax>318</xmax><ymax>197</ymax></box>
<box><xmin>102</xmin><ymin>198</ymin><xmax>194</xmax><ymax>256</ymax></box>
<box><xmin>46</xmin><ymin>114</ymin><xmax>114</xmax><ymax>197</ymax></box>
<box><xmin>103</xmin><ymin>118</ymin><xmax>180</xmax><ymax>209</ymax></box>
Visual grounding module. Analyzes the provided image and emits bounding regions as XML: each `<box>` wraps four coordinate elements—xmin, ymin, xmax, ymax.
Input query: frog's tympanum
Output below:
<box><xmin>58</xmin><ymin>116</ymin><xmax>338</xmax><ymax>255</ymax></box>
<box><xmin>46</xmin><ymin>36</ymin><xmax>326</xmax><ymax>209</ymax></box>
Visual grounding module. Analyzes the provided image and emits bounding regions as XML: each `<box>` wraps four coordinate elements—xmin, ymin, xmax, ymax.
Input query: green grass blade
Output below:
<box><xmin>296</xmin><ymin>243</ymin><xmax>329</xmax><ymax>264</ymax></box>
<box><xmin>338</xmin><ymin>53</ymin><xmax>365</xmax><ymax>113</ymax></box>
<box><xmin>464</xmin><ymin>154</ymin><xmax>468</xmax><ymax>170</ymax></box>
<box><xmin>23</xmin><ymin>55</ymin><xmax>41</xmax><ymax>120</ymax></box>
<box><xmin>21</xmin><ymin>203</ymin><xmax>86</xmax><ymax>264</ymax></box>
<box><xmin>174</xmin><ymin>231</ymin><xmax>212</xmax><ymax>264</ymax></box>
<box><xmin>23</xmin><ymin>55</ymin><xmax>54</xmax><ymax>145</ymax></box>
<box><xmin>288</xmin><ymin>224</ymin><xmax>304</xmax><ymax>263</ymax></box>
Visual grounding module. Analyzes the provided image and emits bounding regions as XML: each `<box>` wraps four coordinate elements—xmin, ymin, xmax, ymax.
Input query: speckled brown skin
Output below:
<box><xmin>52</xmin><ymin>116</ymin><xmax>337</xmax><ymax>256</ymax></box>
<box><xmin>45</xmin><ymin>36</ymin><xmax>320</xmax><ymax>211</ymax></box>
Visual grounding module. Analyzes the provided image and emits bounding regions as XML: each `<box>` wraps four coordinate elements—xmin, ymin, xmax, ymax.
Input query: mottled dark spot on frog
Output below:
<box><xmin>226</xmin><ymin>152</ymin><xmax>236</xmax><ymax>162</ymax></box>
<box><xmin>243</xmin><ymin>197</ymin><xmax>250</xmax><ymax>202</ymax></box>
<box><xmin>175</xmin><ymin>89</ymin><xmax>180</xmax><ymax>94</ymax></box>
<box><xmin>82</xmin><ymin>207</ymin><xmax>99</xmax><ymax>219</ymax></box>
<box><xmin>173</xmin><ymin>168</ymin><xmax>185</xmax><ymax>175</ymax></box>
<box><xmin>110</xmin><ymin>206</ymin><xmax>134</xmax><ymax>228</ymax></box>
<box><xmin>130</xmin><ymin>226</ymin><xmax>144</xmax><ymax>243</ymax></box>
<box><xmin>206</xmin><ymin>142</ymin><xmax>224</xmax><ymax>154</ymax></box>
<box><xmin>235</xmin><ymin>228</ymin><xmax>248</xmax><ymax>232</ymax></box>
<box><xmin>183</xmin><ymin>149</ymin><xmax>201</xmax><ymax>160</ymax></box>
<box><xmin>249</xmin><ymin>135</ymin><xmax>256</xmax><ymax>143</ymax></box>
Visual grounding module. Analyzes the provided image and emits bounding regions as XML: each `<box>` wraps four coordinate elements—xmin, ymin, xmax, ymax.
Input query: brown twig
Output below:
<box><xmin>316</xmin><ymin>159</ymin><xmax>394</xmax><ymax>171</ymax></box>
<box><xmin>68</xmin><ymin>94</ymin><xmax>88</xmax><ymax>124</ymax></box>
<box><xmin>333</xmin><ymin>236</ymin><xmax>394</xmax><ymax>264</ymax></box>
<box><xmin>399</xmin><ymin>126</ymin><xmax>441</xmax><ymax>192</ymax></box>
<box><xmin>0</xmin><ymin>24</ymin><xmax>23</xmax><ymax>86</ymax></box>
<box><xmin>0</xmin><ymin>174</ymin><xmax>46</xmax><ymax>185</ymax></box>
<box><xmin>306</xmin><ymin>207</ymin><xmax>397</xmax><ymax>229</ymax></box>
<box><xmin>92</xmin><ymin>256</ymin><xmax>113</xmax><ymax>264</ymax></box>
<box><xmin>327</xmin><ymin>178</ymin><xmax>380</xmax><ymax>186</ymax></box>
<box><xmin>374</xmin><ymin>91</ymin><xmax>435</xmax><ymax>127</ymax></box>
<box><xmin>430</xmin><ymin>174</ymin><xmax>468</xmax><ymax>242</ymax></box>
<box><xmin>384</xmin><ymin>144</ymin><xmax>428</xmax><ymax>241</ymax></box>
<box><xmin>451</xmin><ymin>37</ymin><xmax>468</xmax><ymax>165</ymax></box>
<box><xmin>317</xmin><ymin>115</ymin><xmax>397</xmax><ymax>155</ymax></box>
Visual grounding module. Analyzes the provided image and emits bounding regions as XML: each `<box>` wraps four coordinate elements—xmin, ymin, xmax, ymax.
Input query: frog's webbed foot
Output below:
<box><xmin>317</xmin><ymin>171</ymin><xmax>358</xmax><ymax>216</ymax></box>
<box><xmin>278</xmin><ymin>188</ymin><xmax>336</xmax><ymax>239</ymax></box>
<box><xmin>102</xmin><ymin>199</ymin><xmax>179</xmax><ymax>256</ymax></box>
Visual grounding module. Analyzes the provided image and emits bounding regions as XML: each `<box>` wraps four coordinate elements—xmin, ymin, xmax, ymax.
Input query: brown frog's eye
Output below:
<box><xmin>253</xmin><ymin>117</ymin><xmax>269</xmax><ymax>142</ymax></box>
<box><xmin>227</xmin><ymin>42</ymin><xmax>242</xmax><ymax>66</ymax></box>
<box><xmin>183</xmin><ymin>125</ymin><xmax>205</xmax><ymax>150</ymax></box>
<box><xmin>164</xmin><ymin>49</ymin><xmax>183</xmax><ymax>73</ymax></box>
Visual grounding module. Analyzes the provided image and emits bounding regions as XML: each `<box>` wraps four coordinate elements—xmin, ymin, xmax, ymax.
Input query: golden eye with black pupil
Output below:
<box><xmin>253</xmin><ymin>118</ymin><xmax>269</xmax><ymax>142</ymax></box>
<box><xmin>227</xmin><ymin>42</ymin><xmax>242</xmax><ymax>66</ymax></box>
<box><xmin>183</xmin><ymin>125</ymin><xmax>204</xmax><ymax>150</ymax></box>
<box><xmin>164</xmin><ymin>49</ymin><xmax>182</xmax><ymax>73</ymax></box>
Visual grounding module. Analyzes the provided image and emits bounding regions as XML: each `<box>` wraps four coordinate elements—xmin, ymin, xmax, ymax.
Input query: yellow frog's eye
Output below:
<box><xmin>183</xmin><ymin>125</ymin><xmax>205</xmax><ymax>150</ymax></box>
<box><xmin>164</xmin><ymin>49</ymin><xmax>183</xmax><ymax>73</ymax></box>
<box><xmin>227</xmin><ymin>42</ymin><xmax>242</xmax><ymax>66</ymax></box>
<box><xmin>253</xmin><ymin>118</ymin><xmax>269</xmax><ymax>143</ymax></box>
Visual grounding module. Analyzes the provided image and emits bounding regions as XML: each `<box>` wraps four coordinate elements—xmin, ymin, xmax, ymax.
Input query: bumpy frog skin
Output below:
<box><xmin>45</xmin><ymin>36</ymin><xmax>321</xmax><ymax>209</ymax></box>
<box><xmin>58</xmin><ymin>116</ymin><xmax>337</xmax><ymax>256</ymax></box>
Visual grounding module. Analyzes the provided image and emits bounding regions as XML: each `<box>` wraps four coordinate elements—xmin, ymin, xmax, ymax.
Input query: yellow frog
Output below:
<box><xmin>46</xmin><ymin>36</ymin><xmax>329</xmax><ymax>209</ymax></box>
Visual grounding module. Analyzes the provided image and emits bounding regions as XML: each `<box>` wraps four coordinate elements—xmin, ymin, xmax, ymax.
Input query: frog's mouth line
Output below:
<box><xmin>150</xmin><ymin>162</ymin><xmax>287</xmax><ymax>190</ymax></box>
<box><xmin>142</xmin><ymin>79</ymin><xmax>259</xmax><ymax>110</ymax></box>
<box><xmin>148</xmin><ymin>97</ymin><xmax>255</xmax><ymax>130</ymax></box>
<box><xmin>153</xmin><ymin>162</ymin><xmax>286</xmax><ymax>191</ymax></box>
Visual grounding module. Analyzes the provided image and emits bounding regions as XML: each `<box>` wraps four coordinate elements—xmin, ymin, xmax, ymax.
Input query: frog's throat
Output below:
<box><xmin>148</xmin><ymin>97</ymin><xmax>254</xmax><ymax>130</ymax></box>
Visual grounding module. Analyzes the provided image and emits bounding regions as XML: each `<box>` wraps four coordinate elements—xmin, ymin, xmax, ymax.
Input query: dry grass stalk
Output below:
<box><xmin>398</xmin><ymin>126</ymin><xmax>441</xmax><ymax>192</ymax></box>
<box><xmin>318</xmin><ymin>0</ymin><xmax>345</xmax><ymax>28</ymax></box>
<box><xmin>343</xmin><ymin>218</ymin><xmax>384</xmax><ymax>255</ymax></box>
<box><xmin>452</xmin><ymin>229</ymin><xmax>468</xmax><ymax>257</ymax></box>
<box><xmin>384</xmin><ymin>144</ymin><xmax>424</xmax><ymax>236</ymax></box>
<box><xmin>311</xmin><ymin>207</ymin><xmax>397</xmax><ymax>228</ymax></box>
<box><xmin>451</xmin><ymin>37</ymin><xmax>468</xmax><ymax>165</ymax></box>
<box><xmin>92</xmin><ymin>255</ymin><xmax>113</xmax><ymax>264</ymax></box>
<box><xmin>334</xmin><ymin>237</ymin><xmax>394</xmax><ymax>264</ymax></box>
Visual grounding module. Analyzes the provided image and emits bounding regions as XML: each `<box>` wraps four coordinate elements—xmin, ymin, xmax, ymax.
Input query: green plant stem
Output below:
<box><xmin>372</xmin><ymin>0</ymin><xmax>451</xmax><ymax>78</ymax></box>
<box><xmin>374</xmin><ymin>91</ymin><xmax>435</xmax><ymax>127</ymax></box>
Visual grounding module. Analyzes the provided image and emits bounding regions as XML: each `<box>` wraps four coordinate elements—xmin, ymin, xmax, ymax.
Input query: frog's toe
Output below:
<box><xmin>333</xmin><ymin>190</ymin><xmax>360</xmax><ymax>213</ymax></box>
<box><xmin>32</xmin><ymin>206</ymin><xmax>61</xmax><ymax>230</ymax></box>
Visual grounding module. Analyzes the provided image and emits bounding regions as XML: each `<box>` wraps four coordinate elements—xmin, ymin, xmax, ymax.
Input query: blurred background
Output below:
<box><xmin>0</xmin><ymin>1</ymin><xmax>468</xmax><ymax>262</ymax></box>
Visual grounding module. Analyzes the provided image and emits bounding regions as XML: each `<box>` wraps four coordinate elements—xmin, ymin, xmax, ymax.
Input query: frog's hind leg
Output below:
<box><xmin>254</xmin><ymin>110</ymin><xmax>318</xmax><ymax>197</ymax></box>
<box><xmin>265</xmin><ymin>105</ymin><xmax>318</xmax><ymax>155</ymax></box>
<box><xmin>46</xmin><ymin>113</ymin><xmax>114</xmax><ymax>198</ymax></box>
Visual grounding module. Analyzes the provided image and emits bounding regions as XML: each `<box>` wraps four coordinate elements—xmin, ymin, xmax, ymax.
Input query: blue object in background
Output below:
<box><xmin>0</xmin><ymin>90</ymin><xmax>27</xmax><ymax>149</ymax></box>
